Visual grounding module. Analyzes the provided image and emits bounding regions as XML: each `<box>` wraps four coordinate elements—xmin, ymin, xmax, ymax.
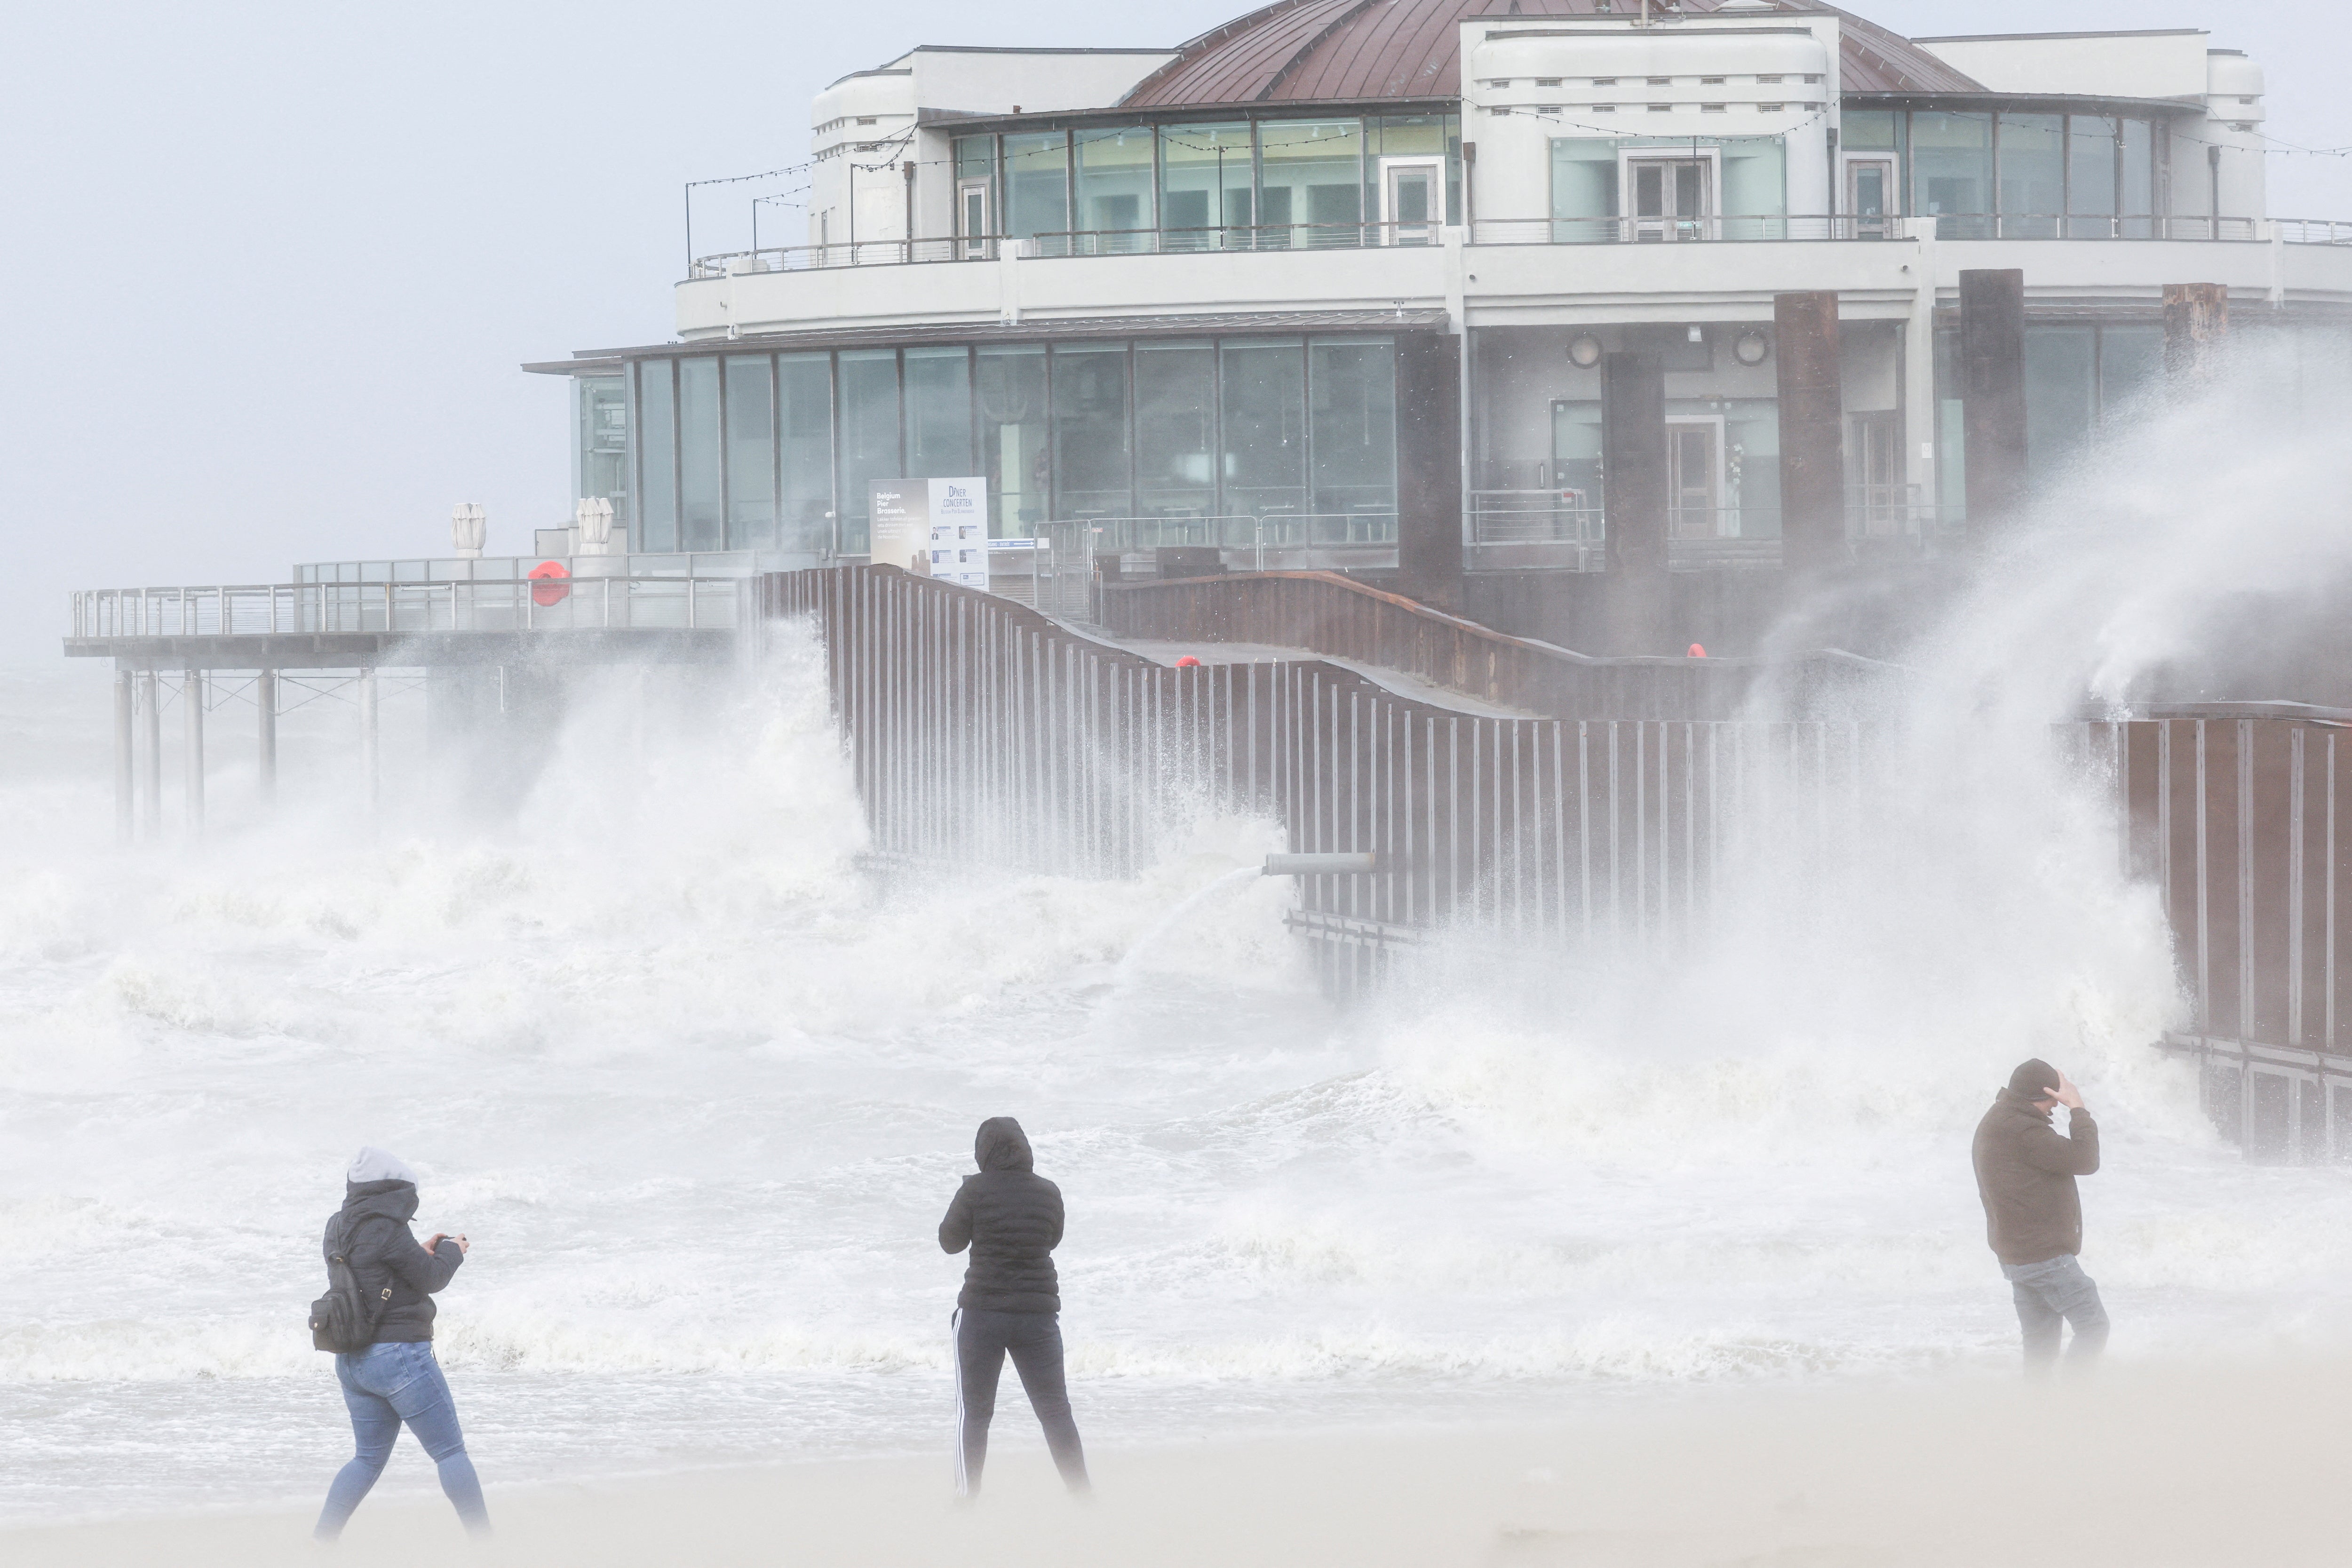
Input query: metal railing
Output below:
<box><xmin>69</xmin><ymin>576</ymin><xmax>744</xmax><ymax>641</ymax></box>
<box><xmin>1028</xmin><ymin>221</ymin><xmax>1449</xmax><ymax>257</ymax></box>
<box><xmin>1473</xmin><ymin>215</ymin><xmax>1904</xmax><ymax>245</ymax></box>
<box><xmin>293</xmin><ymin>552</ymin><xmax>763</xmax><ymax>585</ymax></box>
<box><xmin>690</xmin><ymin>213</ymin><xmax>2352</xmax><ymax>276</ymax></box>
<box><xmin>690</xmin><ymin>238</ymin><xmax>981</xmax><ymax>277</ymax></box>
<box><xmin>1465</xmin><ymin>487</ymin><xmax>1957</xmax><ymax>571</ymax></box>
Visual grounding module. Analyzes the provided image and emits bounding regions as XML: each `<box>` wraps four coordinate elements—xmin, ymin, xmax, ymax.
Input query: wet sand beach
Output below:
<box><xmin>8</xmin><ymin>1356</ymin><xmax>2341</xmax><ymax>1568</ymax></box>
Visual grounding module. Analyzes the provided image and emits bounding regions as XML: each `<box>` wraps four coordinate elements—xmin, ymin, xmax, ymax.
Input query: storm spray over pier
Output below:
<box><xmin>14</xmin><ymin>0</ymin><xmax>2352</xmax><ymax>1558</ymax></box>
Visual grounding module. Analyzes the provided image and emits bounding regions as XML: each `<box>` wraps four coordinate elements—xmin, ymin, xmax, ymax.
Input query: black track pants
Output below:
<box><xmin>952</xmin><ymin>1307</ymin><xmax>1088</xmax><ymax>1496</ymax></box>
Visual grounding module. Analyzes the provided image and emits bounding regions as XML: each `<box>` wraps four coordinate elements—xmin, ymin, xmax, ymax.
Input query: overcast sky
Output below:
<box><xmin>3</xmin><ymin>1</ymin><xmax>2346</xmax><ymax>662</ymax></box>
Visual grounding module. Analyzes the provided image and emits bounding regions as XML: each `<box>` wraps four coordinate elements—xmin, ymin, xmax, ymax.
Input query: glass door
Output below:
<box><xmin>1626</xmin><ymin>157</ymin><xmax>1713</xmax><ymax>241</ymax></box>
<box><xmin>1848</xmin><ymin>410</ymin><xmax>1903</xmax><ymax>534</ymax></box>
<box><xmin>958</xmin><ymin>179</ymin><xmax>993</xmax><ymax>258</ymax></box>
<box><xmin>1666</xmin><ymin>421</ymin><xmax>1722</xmax><ymax>536</ymax></box>
<box><xmin>1846</xmin><ymin>158</ymin><xmax>1897</xmax><ymax>238</ymax></box>
<box><xmin>1379</xmin><ymin>157</ymin><xmax>1445</xmax><ymax>245</ymax></box>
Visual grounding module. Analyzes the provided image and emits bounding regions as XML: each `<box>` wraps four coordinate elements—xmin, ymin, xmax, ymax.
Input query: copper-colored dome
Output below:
<box><xmin>1118</xmin><ymin>0</ymin><xmax>1981</xmax><ymax>110</ymax></box>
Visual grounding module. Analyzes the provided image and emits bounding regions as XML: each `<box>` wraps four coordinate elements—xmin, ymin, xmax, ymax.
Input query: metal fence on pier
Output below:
<box><xmin>71</xmin><ymin>577</ymin><xmax>744</xmax><ymax>640</ymax></box>
<box><xmin>763</xmin><ymin>565</ymin><xmax>1862</xmax><ymax>998</ymax></box>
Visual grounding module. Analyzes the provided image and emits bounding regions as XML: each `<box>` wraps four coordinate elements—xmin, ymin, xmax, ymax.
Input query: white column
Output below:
<box><xmin>113</xmin><ymin>669</ymin><xmax>134</xmax><ymax>843</ymax></box>
<box><xmin>1903</xmin><ymin>221</ymin><xmax>1941</xmax><ymax>523</ymax></box>
<box><xmin>183</xmin><ymin>669</ymin><xmax>205</xmax><ymax>833</ymax></box>
<box><xmin>358</xmin><ymin>668</ymin><xmax>380</xmax><ymax>817</ymax></box>
<box><xmin>140</xmin><ymin>669</ymin><xmax>163</xmax><ymax>838</ymax></box>
<box><xmin>256</xmin><ymin>669</ymin><xmax>278</xmax><ymax>808</ymax></box>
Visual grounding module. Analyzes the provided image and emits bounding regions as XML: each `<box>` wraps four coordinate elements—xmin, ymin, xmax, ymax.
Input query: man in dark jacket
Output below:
<box><xmin>1971</xmin><ymin>1059</ymin><xmax>2107</xmax><ymax>1373</ymax></box>
<box><xmin>315</xmin><ymin>1147</ymin><xmax>488</xmax><ymax>1540</ymax></box>
<box><xmin>939</xmin><ymin>1116</ymin><xmax>1088</xmax><ymax>1497</ymax></box>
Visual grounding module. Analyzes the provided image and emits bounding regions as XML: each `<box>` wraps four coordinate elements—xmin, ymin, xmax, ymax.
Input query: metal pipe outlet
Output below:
<box><xmin>1262</xmin><ymin>852</ymin><xmax>1380</xmax><ymax>877</ymax></box>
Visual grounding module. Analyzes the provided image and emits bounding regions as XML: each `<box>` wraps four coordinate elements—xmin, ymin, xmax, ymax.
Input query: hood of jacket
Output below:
<box><xmin>341</xmin><ymin>1178</ymin><xmax>420</xmax><ymax>1226</ymax></box>
<box><xmin>975</xmin><ymin>1116</ymin><xmax>1034</xmax><ymax>1173</ymax></box>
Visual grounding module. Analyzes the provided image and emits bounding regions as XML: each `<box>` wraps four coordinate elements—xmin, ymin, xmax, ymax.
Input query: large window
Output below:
<box><xmin>2067</xmin><ymin>116</ymin><xmax>2120</xmax><ymax>238</ymax></box>
<box><xmin>635</xmin><ymin>360</ymin><xmax>676</xmax><ymax>551</ymax></box>
<box><xmin>1255</xmin><ymin>121</ymin><xmax>1364</xmax><ymax>246</ymax></box>
<box><xmin>2122</xmin><ymin>119</ymin><xmax>2156</xmax><ymax>237</ymax></box>
<box><xmin>978</xmin><ymin>345</ymin><xmax>1049</xmax><ymax>535</ymax></box>
<box><xmin>1998</xmin><ymin>113</ymin><xmax>2065</xmax><ymax>239</ymax></box>
<box><xmin>724</xmin><ymin>355</ymin><xmax>776</xmax><ymax>548</ymax></box>
<box><xmin>1720</xmin><ymin>138</ymin><xmax>1788</xmax><ymax>229</ymax></box>
<box><xmin>2023</xmin><ymin>326</ymin><xmax>2097</xmax><ymax>483</ymax></box>
<box><xmin>678</xmin><ymin>358</ymin><xmax>722</xmax><ymax>551</ymax></box>
<box><xmin>779</xmin><ymin>354</ymin><xmax>833</xmax><ymax>555</ymax></box>
<box><xmin>1050</xmin><ymin>344</ymin><xmax>1131</xmax><ymax>517</ymax></box>
<box><xmin>1135</xmin><ymin>342</ymin><xmax>1217</xmax><ymax>517</ymax></box>
<box><xmin>1912</xmin><ymin>111</ymin><xmax>1993</xmax><ymax>236</ymax></box>
<box><xmin>576</xmin><ymin>375</ymin><xmax>628</xmax><ymax>532</ymax></box>
<box><xmin>836</xmin><ymin>350</ymin><xmax>900</xmax><ymax>556</ymax></box>
<box><xmin>1003</xmin><ymin>132</ymin><xmax>1069</xmax><ymax>241</ymax></box>
<box><xmin>1074</xmin><ymin>127</ymin><xmax>1155</xmax><ymax>251</ymax></box>
<box><xmin>1221</xmin><ymin>338</ymin><xmax>1308</xmax><ymax>517</ymax></box>
<box><xmin>1159</xmin><ymin>122</ymin><xmax>1254</xmax><ymax>246</ymax></box>
<box><xmin>1309</xmin><ymin>339</ymin><xmax>1397</xmax><ymax>524</ymax></box>
<box><xmin>1550</xmin><ymin>139</ymin><xmax>1620</xmax><ymax>240</ymax></box>
<box><xmin>905</xmin><ymin>346</ymin><xmax>973</xmax><ymax>478</ymax></box>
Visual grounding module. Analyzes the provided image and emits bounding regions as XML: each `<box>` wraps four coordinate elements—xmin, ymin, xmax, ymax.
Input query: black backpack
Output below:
<box><xmin>309</xmin><ymin>1214</ymin><xmax>394</xmax><ymax>1353</ymax></box>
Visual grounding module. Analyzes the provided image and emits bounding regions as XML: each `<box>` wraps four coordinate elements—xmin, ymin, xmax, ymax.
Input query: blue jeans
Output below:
<box><xmin>2001</xmin><ymin>1254</ymin><xmax>2109</xmax><ymax>1373</ymax></box>
<box><xmin>316</xmin><ymin>1340</ymin><xmax>489</xmax><ymax>1539</ymax></box>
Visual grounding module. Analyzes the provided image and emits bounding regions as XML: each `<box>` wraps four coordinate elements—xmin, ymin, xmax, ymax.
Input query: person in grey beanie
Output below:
<box><xmin>1971</xmin><ymin>1059</ymin><xmax>2107</xmax><ymax>1373</ymax></box>
<box><xmin>314</xmin><ymin>1146</ymin><xmax>488</xmax><ymax>1540</ymax></box>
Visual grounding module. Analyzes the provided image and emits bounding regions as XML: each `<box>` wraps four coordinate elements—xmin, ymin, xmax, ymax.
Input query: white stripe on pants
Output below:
<box><xmin>950</xmin><ymin>1307</ymin><xmax>969</xmax><ymax>1497</ymax></box>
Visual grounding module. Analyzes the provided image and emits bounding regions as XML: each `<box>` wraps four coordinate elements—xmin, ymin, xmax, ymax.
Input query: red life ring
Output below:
<box><xmin>529</xmin><ymin>560</ymin><xmax>571</xmax><ymax>606</ymax></box>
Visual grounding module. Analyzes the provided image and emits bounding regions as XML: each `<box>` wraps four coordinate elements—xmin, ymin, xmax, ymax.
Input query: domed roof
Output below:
<box><xmin>1118</xmin><ymin>0</ymin><xmax>1981</xmax><ymax>111</ymax></box>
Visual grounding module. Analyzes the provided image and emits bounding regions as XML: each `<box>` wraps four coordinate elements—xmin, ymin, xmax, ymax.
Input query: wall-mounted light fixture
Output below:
<box><xmin>1567</xmin><ymin>334</ymin><xmax>1605</xmax><ymax>367</ymax></box>
<box><xmin>1733</xmin><ymin>330</ymin><xmax>1771</xmax><ymax>366</ymax></box>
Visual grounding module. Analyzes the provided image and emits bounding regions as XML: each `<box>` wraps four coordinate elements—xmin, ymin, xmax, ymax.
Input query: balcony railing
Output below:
<box><xmin>1463</xmin><ymin>486</ymin><xmax>1958</xmax><ymax>571</ymax></box>
<box><xmin>69</xmin><ymin>577</ymin><xmax>745</xmax><ymax>641</ymax></box>
<box><xmin>690</xmin><ymin>213</ymin><xmax>2352</xmax><ymax>277</ymax></box>
<box><xmin>1473</xmin><ymin>215</ymin><xmax>1902</xmax><ymax>244</ymax></box>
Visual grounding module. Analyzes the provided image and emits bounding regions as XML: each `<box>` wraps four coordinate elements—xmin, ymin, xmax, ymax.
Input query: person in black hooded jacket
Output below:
<box><xmin>313</xmin><ymin>1146</ymin><xmax>490</xmax><ymax>1541</ymax></box>
<box><xmin>939</xmin><ymin>1116</ymin><xmax>1089</xmax><ymax>1496</ymax></box>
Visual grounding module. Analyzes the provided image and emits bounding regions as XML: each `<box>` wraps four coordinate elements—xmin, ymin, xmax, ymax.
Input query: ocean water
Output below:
<box><xmin>11</xmin><ymin>365</ymin><xmax>2352</xmax><ymax>1524</ymax></box>
<box><xmin>5</xmin><ymin>629</ymin><xmax>2351</xmax><ymax>1529</ymax></box>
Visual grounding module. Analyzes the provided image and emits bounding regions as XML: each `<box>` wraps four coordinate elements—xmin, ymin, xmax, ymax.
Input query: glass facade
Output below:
<box><xmin>954</xmin><ymin>115</ymin><xmax>1461</xmax><ymax>248</ymax></box>
<box><xmin>628</xmin><ymin>336</ymin><xmax>1398</xmax><ymax>557</ymax></box>
<box><xmin>1904</xmin><ymin>109</ymin><xmax>2162</xmax><ymax>237</ymax></box>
